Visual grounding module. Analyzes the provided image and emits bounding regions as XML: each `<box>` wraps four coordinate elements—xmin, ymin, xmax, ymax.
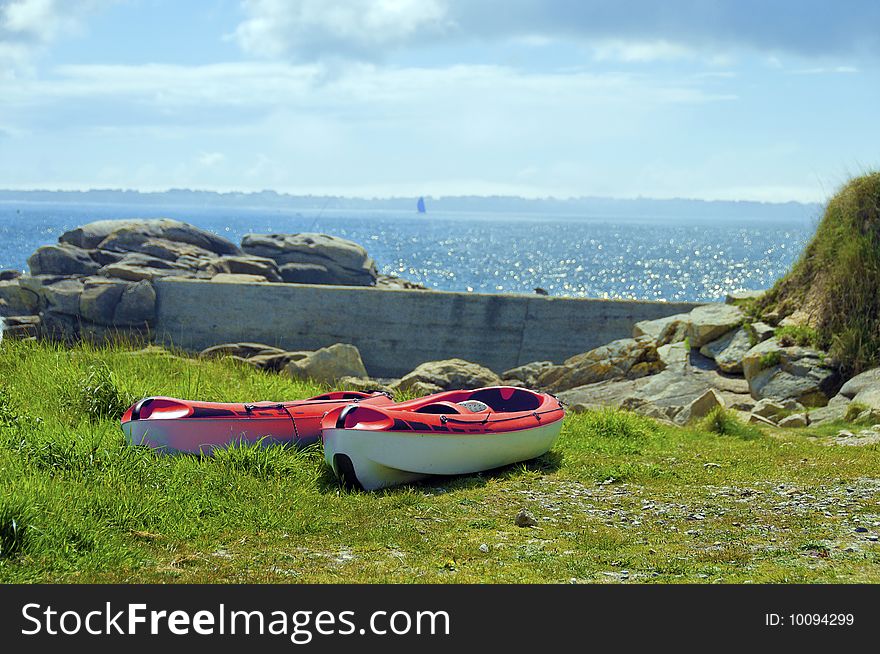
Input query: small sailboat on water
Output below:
<box><xmin>417</xmin><ymin>196</ymin><xmax>426</xmax><ymax>213</ymax></box>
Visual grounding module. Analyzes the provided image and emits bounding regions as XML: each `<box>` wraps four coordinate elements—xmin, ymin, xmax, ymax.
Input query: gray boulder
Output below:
<box><xmin>633</xmin><ymin>313</ymin><xmax>690</xmax><ymax>345</ymax></box>
<box><xmin>286</xmin><ymin>343</ymin><xmax>369</xmax><ymax>384</ymax></box>
<box><xmin>389</xmin><ymin>358</ymin><xmax>501</xmax><ymax>393</ymax></box>
<box><xmin>98</xmin><ymin>252</ymin><xmax>188</xmax><ymax>281</ymax></box>
<box><xmin>742</xmin><ymin>339</ymin><xmax>840</xmax><ymax>407</ymax></box>
<box><xmin>242</xmin><ymin>233</ymin><xmax>377</xmax><ymax>286</ymax></box>
<box><xmin>68</xmin><ymin>219</ymin><xmax>241</xmax><ymax>256</ymax></box>
<box><xmin>0</xmin><ymin>279</ymin><xmax>39</xmax><ymax>316</ymax></box>
<box><xmin>501</xmin><ymin>361</ymin><xmax>554</xmax><ymax>387</ymax></box>
<box><xmin>278</xmin><ymin>263</ymin><xmax>343</xmax><ymax>285</ymax></box>
<box><xmin>778</xmin><ymin>413</ymin><xmax>809</xmax><ymax>428</ymax></box>
<box><xmin>851</xmin><ymin>387</ymin><xmax>880</xmax><ymax>411</ymax></box>
<box><xmin>204</xmin><ymin>255</ymin><xmax>282</xmax><ymax>283</ymax></box>
<box><xmin>839</xmin><ymin>368</ymin><xmax>880</xmax><ymax>399</ymax></box>
<box><xmin>537</xmin><ymin>337</ymin><xmax>664</xmax><ymax>392</ymax></box>
<box><xmin>699</xmin><ymin>327</ymin><xmax>752</xmax><ymax>373</ymax></box>
<box><xmin>27</xmin><ymin>244</ymin><xmax>100</xmax><ymax>276</ymax></box>
<box><xmin>686</xmin><ymin>304</ymin><xmax>745</xmax><ymax>348</ymax></box>
<box><xmin>674</xmin><ymin>389</ymin><xmax>724</xmax><ymax>426</ymax></box>
<box><xmin>748</xmin><ymin>321</ymin><xmax>775</xmax><ymax>343</ymax></box>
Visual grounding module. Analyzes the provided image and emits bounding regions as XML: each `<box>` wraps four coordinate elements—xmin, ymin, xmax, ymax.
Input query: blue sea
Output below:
<box><xmin>0</xmin><ymin>202</ymin><xmax>813</xmax><ymax>302</ymax></box>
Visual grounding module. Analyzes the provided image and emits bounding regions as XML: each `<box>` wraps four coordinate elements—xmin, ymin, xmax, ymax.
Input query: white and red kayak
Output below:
<box><xmin>121</xmin><ymin>390</ymin><xmax>393</xmax><ymax>453</ymax></box>
<box><xmin>321</xmin><ymin>386</ymin><xmax>565</xmax><ymax>490</ymax></box>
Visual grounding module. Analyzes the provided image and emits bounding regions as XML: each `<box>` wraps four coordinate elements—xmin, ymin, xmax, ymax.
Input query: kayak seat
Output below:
<box><xmin>456</xmin><ymin>400</ymin><xmax>491</xmax><ymax>413</ymax></box>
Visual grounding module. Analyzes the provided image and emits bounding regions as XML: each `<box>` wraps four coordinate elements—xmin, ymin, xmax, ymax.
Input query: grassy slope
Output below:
<box><xmin>1</xmin><ymin>338</ymin><xmax>878</xmax><ymax>583</ymax></box>
<box><xmin>758</xmin><ymin>172</ymin><xmax>880</xmax><ymax>375</ymax></box>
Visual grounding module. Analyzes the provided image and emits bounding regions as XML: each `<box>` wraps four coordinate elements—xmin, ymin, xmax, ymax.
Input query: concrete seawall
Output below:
<box><xmin>153</xmin><ymin>279</ymin><xmax>700</xmax><ymax>378</ymax></box>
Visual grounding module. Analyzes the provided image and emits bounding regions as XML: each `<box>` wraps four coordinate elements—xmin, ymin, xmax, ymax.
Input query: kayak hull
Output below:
<box><xmin>321</xmin><ymin>386</ymin><xmax>565</xmax><ymax>490</ymax></box>
<box><xmin>323</xmin><ymin>420</ymin><xmax>563</xmax><ymax>491</ymax></box>
<box><xmin>121</xmin><ymin>392</ymin><xmax>392</xmax><ymax>454</ymax></box>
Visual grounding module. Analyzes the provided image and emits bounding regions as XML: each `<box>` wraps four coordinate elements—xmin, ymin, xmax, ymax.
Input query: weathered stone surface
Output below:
<box><xmin>27</xmin><ymin>243</ymin><xmax>100</xmax><ymax>276</ymax></box>
<box><xmin>99</xmin><ymin>253</ymin><xmax>186</xmax><ymax>281</ymax></box>
<box><xmin>286</xmin><ymin>343</ymin><xmax>369</xmax><ymax>384</ymax></box>
<box><xmin>556</xmin><ymin>377</ymin><xmax>653</xmax><ymax>411</ymax></box>
<box><xmin>401</xmin><ymin>380</ymin><xmax>445</xmax><ymax>397</ymax></box>
<box><xmin>778</xmin><ymin>413</ymin><xmax>809</xmax><ymax>428</ymax></box>
<box><xmin>337</xmin><ymin>376</ymin><xmax>394</xmax><ymax>393</ymax></box>
<box><xmin>742</xmin><ymin>338</ymin><xmax>840</xmax><ymax>406</ymax></box>
<box><xmin>389</xmin><ymin>358</ymin><xmax>501</xmax><ymax>393</ymax></box>
<box><xmin>37</xmin><ymin>278</ymin><xmax>85</xmax><ymax>315</ymax></box>
<box><xmin>686</xmin><ymin>304</ymin><xmax>744</xmax><ymax>348</ymax></box>
<box><xmin>748</xmin><ymin>413</ymin><xmax>777</xmax><ymax>426</ymax></box>
<box><xmin>205</xmin><ymin>255</ymin><xmax>282</xmax><ymax>283</ymax></box>
<box><xmin>114</xmin><ymin>280</ymin><xmax>157</xmax><ymax>326</ymax></box>
<box><xmin>752</xmin><ymin>398</ymin><xmax>788</xmax><ymax>419</ymax></box>
<box><xmin>0</xmin><ymin>270</ymin><xmax>21</xmax><ymax>281</ymax></box>
<box><xmin>502</xmin><ymin>361</ymin><xmax>554</xmax><ymax>387</ymax></box>
<box><xmin>725</xmin><ymin>289</ymin><xmax>766</xmax><ymax>304</ymax></box>
<box><xmin>0</xmin><ymin>279</ymin><xmax>39</xmax><ymax>316</ymax></box>
<box><xmin>375</xmin><ymin>274</ymin><xmax>427</xmax><ymax>290</ymax></box>
<box><xmin>700</xmin><ymin>327</ymin><xmax>752</xmax><ymax>373</ymax></box>
<box><xmin>537</xmin><ymin>337</ymin><xmax>663</xmax><ymax>392</ymax></box>
<box><xmin>674</xmin><ymin>389</ymin><xmax>725</xmax><ymax>425</ymax></box>
<box><xmin>657</xmin><ymin>341</ymin><xmax>690</xmax><ymax>372</ymax></box>
<box><xmin>807</xmin><ymin>394</ymin><xmax>850</xmax><ymax>425</ymax></box>
<box><xmin>242</xmin><ymin>233</ymin><xmax>377</xmax><ymax>286</ymax></box>
<box><xmin>278</xmin><ymin>263</ymin><xmax>339</xmax><ymax>285</ymax></box>
<box><xmin>748</xmin><ymin>321</ymin><xmax>775</xmax><ymax>343</ymax></box>
<box><xmin>210</xmin><ymin>273</ymin><xmax>270</xmax><ymax>283</ymax></box>
<box><xmin>633</xmin><ymin>313</ymin><xmax>690</xmax><ymax>344</ymax></box>
<box><xmin>0</xmin><ymin>314</ymin><xmax>40</xmax><ymax>339</ymax></box>
<box><xmin>839</xmin><ymin>368</ymin><xmax>880</xmax><ymax>399</ymax></box>
<box><xmin>73</xmin><ymin>219</ymin><xmax>241</xmax><ymax>256</ymax></box>
<box><xmin>851</xmin><ymin>387</ymin><xmax>880</xmax><ymax>411</ymax></box>
<box><xmin>79</xmin><ymin>278</ymin><xmax>127</xmax><ymax>325</ymax></box>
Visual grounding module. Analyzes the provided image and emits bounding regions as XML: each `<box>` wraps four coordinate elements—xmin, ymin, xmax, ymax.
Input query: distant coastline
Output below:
<box><xmin>0</xmin><ymin>189</ymin><xmax>821</xmax><ymax>224</ymax></box>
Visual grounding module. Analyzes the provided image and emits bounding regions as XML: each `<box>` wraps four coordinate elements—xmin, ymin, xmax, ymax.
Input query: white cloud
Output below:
<box><xmin>591</xmin><ymin>39</ymin><xmax>693</xmax><ymax>63</ymax></box>
<box><xmin>233</xmin><ymin>0</ymin><xmax>450</xmax><ymax>59</ymax></box>
<box><xmin>198</xmin><ymin>151</ymin><xmax>225</xmax><ymax>167</ymax></box>
<box><xmin>0</xmin><ymin>0</ymin><xmax>108</xmax><ymax>68</ymax></box>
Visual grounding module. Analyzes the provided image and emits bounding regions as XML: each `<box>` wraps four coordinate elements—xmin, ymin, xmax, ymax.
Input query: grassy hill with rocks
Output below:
<box><xmin>758</xmin><ymin>172</ymin><xmax>880</xmax><ymax>376</ymax></box>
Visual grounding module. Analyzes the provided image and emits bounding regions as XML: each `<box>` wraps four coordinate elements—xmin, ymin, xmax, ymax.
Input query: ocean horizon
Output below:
<box><xmin>0</xmin><ymin>201</ymin><xmax>813</xmax><ymax>303</ymax></box>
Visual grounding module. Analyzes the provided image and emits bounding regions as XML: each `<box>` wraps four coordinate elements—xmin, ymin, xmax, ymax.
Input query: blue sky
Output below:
<box><xmin>0</xmin><ymin>0</ymin><xmax>878</xmax><ymax>202</ymax></box>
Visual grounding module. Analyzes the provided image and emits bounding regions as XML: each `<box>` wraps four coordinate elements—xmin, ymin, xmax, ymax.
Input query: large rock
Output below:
<box><xmin>501</xmin><ymin>361</ymin><xmax>554</xmax><ymax>387</ymax></box>
<box><xmin>0</xmin><ymin>279</ymin><xmax>39</xmax><ymax>316</ymax></box>
<box><xmin>204</xmin><ymin>255</ymin><xmax>282</xmax><ymax>283</ymax></box>
<box><xmin>79</xmin><ymin>278</ymin><xmax>156</xmax><ymax>326</ymax></box>
<box><xmin>686</xmin><ymin>304</ymin><xmax>744</xmax><ymax>348</ymax></box>
<box><xmin>673</xmin><ymin>389</ymin><xmax>724</xmax><ymax>426</ymax></box>
<box><xmin>30</xmin><ymin>278</ymin><xmax>85</xmax><ymax>315</ymax></box>
<box><xmin>286</xmin><ymin>343</ymin><xmax>369</xmax><ymax>384</ymax></box>
<box><xmin>741</xmin><ymin>339</ymin><xmax>840</xmax><ymax>406</ymax></box>
<box><xmin>390</xmin><ymin>358</ymin><xmax>501</xmax><ymax>393</ymax></box>
<box><xmin>98</xmin><ymin>252</ymin><xmax>188</xmax><ymax>281</ymax></box>
<box><xmin>839</xmin><ymin>368</ymin><xmax>880</xmax><ymax>399</ymax></box>
<box><xmin>27</xmin><ymin>244</ymin><xmax>100</xmax><ymax>276</ymax></box>
<box><xmin>537</xmin><ymin>337</ymin><xmax>663</xmax><ymax>392</ymax></box>
<box><xmin>65</xmin><ymin>219</ymin><xmax>240</xmax><ymax>256</ymax></box>
<box><xmin>633</xmin><ymin>313</ymin><xmax>690</xmax><ymax>345</ymax></box>
<box><xmin>556</xmin><ymin>377</ymin><xmax>653</xmax><ymax>412</ymax></box>
<box><xmin>699</xmin><ymin>327</ymin><xmax>752</xmax><ymax>373</ymax></box>
<box><xmin>851</xmin><ymin>387</ymin><xmax>880</xmax><ymax>411</ymax></box>
<box><xmin>241</xmin><ymin>233</ymin><xmax>377</xmax><ymax>286</ymax></box>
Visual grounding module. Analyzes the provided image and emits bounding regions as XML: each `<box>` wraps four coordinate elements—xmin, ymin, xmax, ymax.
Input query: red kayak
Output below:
<box><xmin>322</xmin><ymin>386</ymin><xmax>565</xmax><ymax>490</ymax></box>
<box><xmin>121</xmin><ymin>390</ymin><xmax>393</xmax><ymax>453</ymax></box>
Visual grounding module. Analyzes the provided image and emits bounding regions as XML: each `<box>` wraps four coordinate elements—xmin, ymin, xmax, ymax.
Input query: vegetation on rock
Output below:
<box><xmin>758</xmin><ymin>172</ymin><xmax>880</xmax><ymax>375</ymax></box>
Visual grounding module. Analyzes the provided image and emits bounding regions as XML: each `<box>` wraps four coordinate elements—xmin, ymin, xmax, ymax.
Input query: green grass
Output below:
<box><xmin>775</xmin><ymin>325</ymin><xmax>821</xmax><ymax>349</ymax></box>
<box><xmin>1</xmin><ymin>338</ymin><xmax>879</xmax><ymax>583</ymax></box>
<box><xmin>758</xmin><ymin>172</ymin><xmax>880</xmax><ymax>376</ymax></box>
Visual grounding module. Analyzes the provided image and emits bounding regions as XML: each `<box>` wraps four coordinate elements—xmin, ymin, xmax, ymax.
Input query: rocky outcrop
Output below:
<box><xmin>241</xmin><ymin>233</ymin><xmax>377</xmax><ymax>287</ymax></box>
<box><xmin>61</xmin><ymin>218</ymin><xmax>241</xmax><ymax>256</ymax></box>
<box><xmin>389</xmin><ymin>358</ymin><xmax>501</xmax><ymax>394</ymax></box>
<box><xmin>633</xmin><ymin>313</ymin><xmax>690</xmax><ymax>345</ymax></box>
<box><xmin>501</xmin><ymin>361</ymin><xmax>554</xmax><ymax>387</ymax></box>
<box><xmin>699</xmin><ymin>327</ymin><xmax>752</xmax><ymax>374</ymax></box>
<box><xmin>286</xmin><ymin>343</ymin><xmax>369</xmax><ymax>384</ymax></box>
<box><xmin>686</xmin><ymin>304</ymin><xmax>745</xmax><ymax>348</ymax></box>
<box><xmin>537</xmin><ymin>337</ymin><xmax>663</xmax><ymax>392</ymax></box>
<box><xmin>741</xmin><ymin>338</ymin><xmax>840</xmax><ymax>406</ymax></box>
